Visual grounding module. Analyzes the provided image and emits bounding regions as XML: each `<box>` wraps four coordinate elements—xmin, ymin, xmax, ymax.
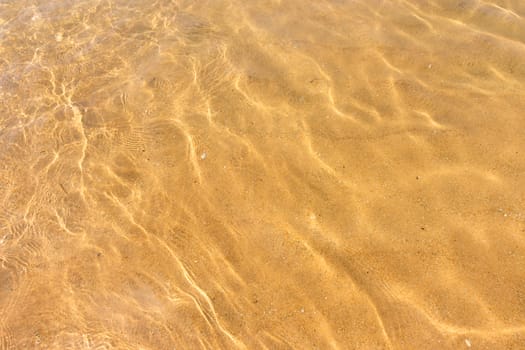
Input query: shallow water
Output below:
<box><xmin>1</xmin><ymin>0</ymin><xmax>525</xmax><ymax>349</ymax></box>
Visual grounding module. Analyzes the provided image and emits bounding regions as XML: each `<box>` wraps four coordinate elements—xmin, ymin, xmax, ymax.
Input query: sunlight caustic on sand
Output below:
<box><xmin>1</xmin><ymin>0</ymin><xmax>525</xmax><ymax>349</ymax></box>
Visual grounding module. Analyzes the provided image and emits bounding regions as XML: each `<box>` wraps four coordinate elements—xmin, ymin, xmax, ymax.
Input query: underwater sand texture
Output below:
<box><xmin>1</xmin><ymin>0</ymin><xmax>525</xmax><ymax>349</ymax></box>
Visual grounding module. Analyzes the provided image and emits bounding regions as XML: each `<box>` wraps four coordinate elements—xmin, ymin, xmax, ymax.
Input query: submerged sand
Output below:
<box><xmin>1</xmin><ymin>0</ymin><xmax>525</xmax><ymax>349</ymax></box>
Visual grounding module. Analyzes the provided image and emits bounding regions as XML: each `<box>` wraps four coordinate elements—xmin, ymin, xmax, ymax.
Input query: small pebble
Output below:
<box><xmin>428</xmin><ymin>64</ymin><xmax>432</xmax><ymax>69</ymax></box>
<box><xmin>200</xmin><ymin>152</ymin><xmax>207</xmax><ymax>160</ymax></box>
<box><xmin>465</xmin><ymin>339</ymin><xmax>471</xmax><ymax>347</ymax></box>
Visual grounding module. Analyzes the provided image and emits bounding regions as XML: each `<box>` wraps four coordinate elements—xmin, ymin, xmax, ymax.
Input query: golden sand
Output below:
<box><xmin>1</xmin><ymin>0</ymin><xmax>525</xmax><ymax>349</ymax></box>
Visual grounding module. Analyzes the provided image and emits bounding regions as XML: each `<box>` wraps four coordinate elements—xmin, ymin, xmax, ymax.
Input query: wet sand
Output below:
<box><xmin>1</xmin><ymin>0</ymin><xmax>525</xmax><ymax>349</ymax></box>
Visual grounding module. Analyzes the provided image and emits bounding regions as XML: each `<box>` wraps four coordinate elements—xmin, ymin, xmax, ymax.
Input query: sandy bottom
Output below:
<box><xmin>1</xmin><ymin>0</ymin><xmax>525</xmax><ymax>349</ymax></box>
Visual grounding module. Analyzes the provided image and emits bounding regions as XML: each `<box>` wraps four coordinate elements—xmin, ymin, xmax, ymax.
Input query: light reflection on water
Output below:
<box><xmin>1</xmin><ymin>0</ymin><xmax>525</xmax><ymax>348</ymax></box>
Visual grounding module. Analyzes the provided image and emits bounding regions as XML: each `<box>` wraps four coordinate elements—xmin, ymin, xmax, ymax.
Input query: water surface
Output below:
<box><xmin>1</xmin><ymin>0</ymin><xmax>525</xmax><ymax>349</ymax></box>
